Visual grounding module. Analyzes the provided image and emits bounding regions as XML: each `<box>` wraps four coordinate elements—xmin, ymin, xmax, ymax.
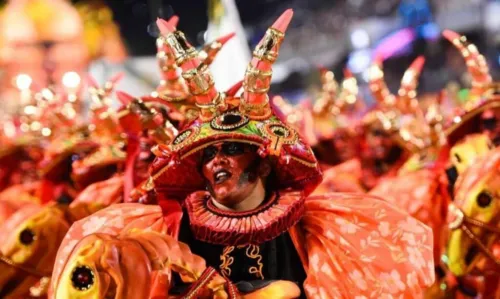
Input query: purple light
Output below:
<box><xmin>373</xmin><ymin>28</ymin><xmax>416</xmax><ymax>60</ymax></box>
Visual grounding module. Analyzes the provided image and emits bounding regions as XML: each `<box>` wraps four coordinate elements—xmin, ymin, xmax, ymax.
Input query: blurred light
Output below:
<box><xmin>497</xmin><ymin>54</ymin><xmax>500</xmax><ymax>66</ymax></box>
<box><xmin>420</xmin><ymin>22</ymin><xmax>439</xmax><ymax>40</ymax></box>
<box><xmin>20</xmin><ymin>123</ymin><xmax>30</xmax><ymax>132</ymax></box>
<box><xmin>361</xmin><ymin>69</ymin><xmax>371</xmax><ymax>82</ymax></box>
<box><xmin>351</xmin><ymin>29</ymin><xmax>370</xmax><ymax>49</ymax></box>
<box><xmin>42</xmin><ymin>128</ymin><xmax>52</xmax><ymax>137</ymax></box>
<box><xmin>16</xmin><ymin>74</ymin><xmax>32</xmax><ymax>90</ymax></box>
<box><xmin>24</xmin><ymin>105</ymin><xmax>37</xmax><ymax>115</ymax></box>
<box><xmin>349</xmin><ymin>0</ymin><xmax>363</xmax><ymax>7</ymax></box>
<box><xmin>373</xmin><ymin>28</ymin><xmax>416</xmax><ymax>60</ymax></box>
<box><xmin>41</xmin><ymin>88</ymin><xmax>54</xmax><ymax>101</ymax></box>
<box><xmin>347</xmin><ymin>49</ymin><xmax>372</xmax><ymax>73</ymax></box>
<box><xmin>30</xmin><ymin>121</ymin><xmax>41</xmax><ymax>131</ymax></box>
<box><xmin>4</xmin><ymin>121</ymin><xmax>16</xmax><ymax>138</ymax></box>
<box><xmin>68</xmin><ymin>94</ymin><xmax>78</xmax><ymax>103</ymax></box>
<box><xmin>62</xmin><ymin>72</ymin><xmax>81</xmax><ymax>89</ymax></box>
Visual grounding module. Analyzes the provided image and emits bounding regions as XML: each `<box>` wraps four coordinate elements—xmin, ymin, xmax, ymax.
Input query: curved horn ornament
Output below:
<box><xmin>443</xmin><ymin>30</ymin><xmax>492</xmax><ymax>99</ymax></box>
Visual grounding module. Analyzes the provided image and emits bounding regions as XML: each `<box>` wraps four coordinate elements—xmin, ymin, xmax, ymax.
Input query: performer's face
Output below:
<box><xmin>481</xmin><ymin>109</ymin><xmax>500</xmax><ymax>145</ymax></box>
<box><xmin>201</xmin><ymin>142</ymin><xmax>262</xmax><ymax>208</ymax></box>
<box><xmin>366</xmin><ymin>128</ymin><xmax>394</xmax><ymax>160</ymax></box>
<box><xmin>332</xmin><ymin>129</ymin><xmax>356</xmax><ymax>161</ymax></box>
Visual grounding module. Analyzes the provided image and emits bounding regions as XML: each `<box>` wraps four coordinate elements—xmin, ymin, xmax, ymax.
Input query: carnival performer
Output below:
<box><xmin>294</xmin><ymin>68</ymin><xmax>365</xmax><ymax>193</ymax></box>
<box><xmin>50</xmin><ymin>10</ymin><xmax>434</xmax><ymax>299</ymax></box>
<box><xmin>443</xmin><ymin>146</ymin><xmax>500</xmax><ymax>298</ymax></box>
<box><xmin>370</xmin><ymin>29</ymin><xmax>500</xmax><ymax>298</ymax></box>
<box><xmin>0</xmin><ymin>15</ymin><xmax>238</xmax><ymax>297</ymax></box>
<box><xmin>423</xmin><ymin>30</ymin><xmax>500</xmax><ymax>299</ymax></box>
<box><xmin>0</xmin><ymin>77</ymin><xmax>126</xmax><ymax>298</ymax></box>
<box><xmin>0</xmin><ymin>91</ymin><xmax>46</xmax><ymax>225</ymax></box>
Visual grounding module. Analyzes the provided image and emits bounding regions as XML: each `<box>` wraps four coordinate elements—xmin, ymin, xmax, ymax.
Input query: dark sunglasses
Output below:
<box><xmin>201</xmin><ymin>142</ymin><xmax>248</xmax><ymax>163</ymax></box>
<box><xmin>371</xmin><ymin>128</ymin><xmax>387</xmax><ymax>137</ymax></box>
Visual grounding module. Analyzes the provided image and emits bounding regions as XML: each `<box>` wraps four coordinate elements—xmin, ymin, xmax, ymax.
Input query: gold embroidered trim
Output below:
<box><xmin>219</xmin><ymin>246</ymin><xmax>235</xmax><ymax>278</ymax></box>
<box><xmin>219</xmin><ymin>245</ymin><xmax>264</xmax><ymax>280</ymax></box>
<box><xmin>184</xmin><ymin>267</ymin><xmax>217</xmax><ymax>299</ymax></box>
<box><xmin>245</xmin><ymin>245</ymin><xmax>264</xmax><ymax>280</ymax></box>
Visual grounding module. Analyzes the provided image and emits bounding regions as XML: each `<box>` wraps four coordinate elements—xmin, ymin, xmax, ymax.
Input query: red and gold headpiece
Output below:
<box><xmin>365</xmin><ymin>55</ymin><xmax>426</xmax><ymax>133</ymax></box>
<box><xmin>310</xmin><ymin>68</ymin><xmax>360</xmax><ymax>140</ymax></box>
<box><xmin>399</xmin><ymin>91</ymin><xmax>447</xmax><ymax>153</ymax></box>
<box><xmin>149</xmin><ymin>10</ymin><xmax>322</xmax><ymax>199</ymax></box>
<box><xmin>38</xmin><ymin>74</ymin><xmax>123</xmax><ymax>180</ymax></box>
<box><xmin>153</xmin><ymin>16</ymin><xmax>235</xmax><ymax>125</ymax></box>
<box><xmin>69</xmin><ymin>74</ymin><xmax>127</xmax><ymax>189</ymax></box>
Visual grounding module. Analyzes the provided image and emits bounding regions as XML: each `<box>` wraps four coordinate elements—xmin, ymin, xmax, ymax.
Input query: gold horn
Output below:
<box><xmin>369</xmin><ymin>56</ymin><xmax>395</xmax><ymax>107</ymax></box>
<box><xmin>398</xmin><ymin>56</ymin><xmax>425</xmax><ymax>112</ymax></box>
<box><xmin>242</xmin><ymin>9</ymin><xmax>293</xmax><ymax>119</ymax></box>
<box><xmin>443</xmin><ymin>30</ymin><xmax>492</xmax><ymax>98</ymax></box>
<box><xmin>338</xmin><ymin>68</ymin><xmax>358</xmax><ymax>107</ymax></box>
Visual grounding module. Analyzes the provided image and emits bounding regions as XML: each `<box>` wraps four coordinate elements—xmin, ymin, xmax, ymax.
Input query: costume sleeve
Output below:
<box><xmin>68</xmin><ymin>175</ymin><xmax>124</xmax><ymax>220</ymax></box>
<box><xmin>0</xmin><ymin>182</ymin><xmax>41</xmax><ymax>224</ymax></box>
<box><xmin>300</xmin><ymin>193</ymin><xmax>435</xmax><ymax>298</ymax></box>
<box><xmin>370</xmin><ymin>168</ymin><xmax>450</xmax><ymax>262</ymax></box>
<box><xmin>49</xmin><ymin>203</ymin><xmax>167</xmax><ymax>298</ymax></box>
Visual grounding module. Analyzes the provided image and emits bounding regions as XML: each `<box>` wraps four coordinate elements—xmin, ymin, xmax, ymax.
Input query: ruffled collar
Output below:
<box><xmin>185</xmin><ymin>191</ymin><xmax>305</xmax><ymax>246</ymax></box>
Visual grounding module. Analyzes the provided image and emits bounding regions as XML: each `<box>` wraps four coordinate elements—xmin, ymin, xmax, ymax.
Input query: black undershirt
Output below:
<box><xmin>174</xmin><ymin>210</ymin><xmax>307</xmax><ymax>297</ymax></box>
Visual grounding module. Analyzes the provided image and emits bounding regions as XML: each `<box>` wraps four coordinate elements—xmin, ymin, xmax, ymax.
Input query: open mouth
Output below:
<box><xmin>214</xmin><ymin>169</ymin><xmax>232</xmax><ymax>185</ymax></box>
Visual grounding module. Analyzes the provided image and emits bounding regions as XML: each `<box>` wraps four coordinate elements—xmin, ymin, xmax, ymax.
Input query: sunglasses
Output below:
<box><xmin>201</xmin><ymin>142</ymin><xmax>249</xmax><ymax>163</ymax></box>
<box><xmin>371</xmin><ymin>128</ymin><xmax>388</xmax><ymax>137</ymax></box>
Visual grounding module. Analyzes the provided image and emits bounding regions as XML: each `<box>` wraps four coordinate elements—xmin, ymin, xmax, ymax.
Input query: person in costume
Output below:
<box><xmin>443</xmin><ymin>146</ymin><xmax>500</xmax><ymax>298</ymax></box>
<box><xmin>369</xmin><ymin>92</ymin><xmax>454</xmax><ymax>283</ymax></box>
<box><xmin>420</xmin><ymin>30</ymin><xmax>500</xmax><ymax>299</ymax></box>
<box><xmin>0</xmin><ymin>90</ymin><xmax>46</xmax><ymax>226</ymax></box>
<box><xmin>50</xmin><ymin>10</ymin><xmax>434</xmax><ymax>299</ymax></box>
<box><xmin>370</xmin><ymin>30</ymin><xmax>500</xmax><ymax>298</ymax></box>
<box><xmin>0</xmin><ymin>77</ymin><xmax>125</xmax><ymax>298</ymax></box>
<box><xmin>307</xmin><ymin>68</ymin><xmax>361</xmax><ymax>167</ymax></box>
<box><xmin>285</xmin><ymin>68</ymin><xmax>365</xmax><ymax>193</ymax></box>
<box><xmin>357</xmin><ymin>56</ymin><xmax>427</xmax><ymax>190</ymax></box>
<box><xmin>442</xmin><ymin>30</ymin><xmax>499</xmax><ymax>148</ymax></box>
<box><xmin>0</xmin><ymin>17</ymin><xmax>238</xmax><ymax>297</ymax></box>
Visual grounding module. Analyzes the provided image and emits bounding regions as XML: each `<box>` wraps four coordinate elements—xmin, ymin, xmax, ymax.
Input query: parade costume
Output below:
<box><xmin>370</xmin><ymin>94</ymin><xmax>451</xmax><ymax>266</ymax></box>
<box><xmin>358</xmin><ymin>56</ymin><xmax>428</xmax><ymax>190</ymax></box>
<box><xmin>51</xmin><ymin>10</ymin><xmax>434</xmax><ymax>299</ymax></box>
<box><xmin>427</xmin><ymin>30</ymin><xmax>500</xmax><ymax>299</ymax></box>
<box><xmin>0</xmin><ymin>14</ymin><xmax>237</xmax><ymax>297</ymax></box>
<box><xmin>0</xmin><ymin>98</ymin><xmax>45</xmax><ymax>220</ymax></box>
<box><xmin>0</xmin><ymin>78</ymin><xmax>125</xmax><ymax>298</ymax></box>
<box><xmin>272</xmin><ymin>69</ymin><xmax>365</xmax><ymax>194</ymax></box>
<box><xmin>309</xmin><ymin>69</ymin><xmax>365</xmax><ymax>193</ymax></box>
<box><xmin>444</xmin><ymin>146</ymin><xmax>500</xmax><ymax>298</ymax></box>
<box><xmin>370</xmin><ymin>30</ymin><xmax>500</xmax><ymax>298</ymax></box>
